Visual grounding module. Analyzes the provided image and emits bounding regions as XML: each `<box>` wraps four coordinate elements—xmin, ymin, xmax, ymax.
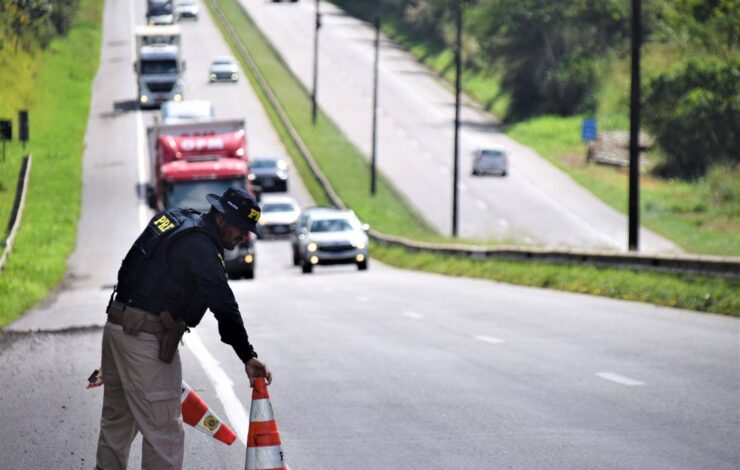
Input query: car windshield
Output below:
<box><xmin>262</xmin><ymin>203</ymin><xmax>296</xmax><ymax>213</ymax></box>
<box><xmin>148</xmin><ymin>4</ymin><xmax>172</xmax><ymax>15</ymax></box>
<box><xmin>251</xmin><ymin>160</ymin><xmax>278</xmax><ymax>169</ymax></box>
<box><xmin>213</xmin><ymin>58</ymin><xmax>234</xmax><ymax>66</ymax></box>
<box><xmin>141</xmin><ymin>59</ymin><xmax>178</xmax><ymax>74</ymax></box>
<box><xmin>310</xmin><ymin>218</ymin><xmax>354</xmax><ymax>233</ymax></box>
<box><xmin>481</xmin><ymin>150</ymin><xmax>505</xmax><ymax>158</ymax></box>
<box><xmin>165</xmin><ymin>179</ymin><xmax>245</xmax><ymax>211</ymax></box>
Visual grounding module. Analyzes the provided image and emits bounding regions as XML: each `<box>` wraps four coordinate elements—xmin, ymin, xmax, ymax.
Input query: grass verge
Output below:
<box><xmin>208</xmin><ymin>0</ymin><xmax>738</xmax><ymax>316</ymax></box>
<box><xmin>372</xmin><ymin>242</ymin><xmax>739</xmax><ymax>316</ymax></box>
<box><xmin>0</xmin><ymin>0</ymin><xmax>103</xmax><ymax>328</ymax></box>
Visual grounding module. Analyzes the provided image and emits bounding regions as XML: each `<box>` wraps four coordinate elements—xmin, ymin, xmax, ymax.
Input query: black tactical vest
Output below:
<box><xmin>115</xmin><ymin>208</ymin><xmax>218</xmax><ymax>316</ymax></box>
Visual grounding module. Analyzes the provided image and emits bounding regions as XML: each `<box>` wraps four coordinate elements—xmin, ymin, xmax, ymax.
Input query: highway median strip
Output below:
<box><xmin>205</xmin><ymin>0</ymin><xmax>738</xmax><ymax>317</ymax></box>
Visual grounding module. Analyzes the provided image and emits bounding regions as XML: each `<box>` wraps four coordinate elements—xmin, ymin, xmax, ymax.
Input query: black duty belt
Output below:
<box><xmin>106</xmin><ymin>300</ymin><xmax>164</xmax><ymax>335</ymax></box>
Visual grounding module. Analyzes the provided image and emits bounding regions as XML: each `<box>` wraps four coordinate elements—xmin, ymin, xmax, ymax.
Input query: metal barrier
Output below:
<box><xmin>0</xmin><ymin>155</ymin><xmax>32</xmax><ymax>272</ymax></box>
<box><xmin>208</xmin><ymin>1</ymin><xmax>740</xmax><ymax>278</ymax></box>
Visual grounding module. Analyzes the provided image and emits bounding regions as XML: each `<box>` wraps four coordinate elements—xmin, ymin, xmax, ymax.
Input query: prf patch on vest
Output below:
<box><xmin>152</xmin><ymin>214</ymin><xmax>177</xmax><ymax>234</ymax></box>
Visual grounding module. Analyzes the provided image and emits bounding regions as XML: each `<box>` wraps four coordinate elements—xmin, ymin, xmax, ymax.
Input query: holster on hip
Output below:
<box><xmin>157</xmin><ymin>311</ymin><xmax>188</xmax><ymax>364</ymax></box>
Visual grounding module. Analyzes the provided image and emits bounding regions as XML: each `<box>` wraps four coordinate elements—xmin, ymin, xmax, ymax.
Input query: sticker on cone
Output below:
<box><xmin>181</xmin><ymin>381</ymin><xmax>237</xmax><ymax>445</ymax></box>
<box><xmin>246</xmin><ymin>378</ymin><xmax>286</xmax><ymax>470</ymax></box>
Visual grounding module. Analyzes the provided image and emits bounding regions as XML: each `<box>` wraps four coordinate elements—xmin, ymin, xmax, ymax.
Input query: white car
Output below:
<box><xmin>297</xmin><ymin>210</ymin><xmax>369</xmax><ymax>274</ymax></box>
<box><xmin>209</xmin><ymin>56</ymin><xmax>239</xmax><ymax>82</ymax></box>
<box><xmin>257</xmin><ymin>195</ymin><xmax>301</xmax><ymax>238</ymax></box>
<box><xmin>160</xmin><ymin>100</ymin><xmax>214</xmax><ymax>124</ymax></box>
<box><xmin>472</xmin><ymin>147</ymin><xmax>509</xmax><ymax>176</ymax></box>
<box><xmin>175</xmin><ymin>0</ymin><xmax>199</xmax><ymax>20</ymax></box>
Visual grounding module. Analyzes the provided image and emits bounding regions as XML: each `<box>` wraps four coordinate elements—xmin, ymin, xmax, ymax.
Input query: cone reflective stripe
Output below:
<box><xmin>246</xmin><ymin>378</ymin><xmax>286</xmax><ymax>470</ymax></box>
<box><xmin>181</xmin><ymin>381</ymin><xmax>237</xmax><ymax>445</ymax></box>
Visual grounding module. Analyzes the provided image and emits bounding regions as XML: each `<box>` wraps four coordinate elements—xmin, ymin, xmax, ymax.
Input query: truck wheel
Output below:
<box><xmin>302</xmin><ymin>262</ymin><xmax>313</xmax><ymax>274</ymax></box>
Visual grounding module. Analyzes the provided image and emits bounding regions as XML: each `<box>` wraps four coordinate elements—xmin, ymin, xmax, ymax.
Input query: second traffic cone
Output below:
<box><xmin>246</xmin><ymin>378</ymin><xmax>286</xmax><ymax>470</ymax></box>
<box><xmin>181</xmin><ymin>381</ymin><xmax>237</xmax><ymax>445</ymax></box>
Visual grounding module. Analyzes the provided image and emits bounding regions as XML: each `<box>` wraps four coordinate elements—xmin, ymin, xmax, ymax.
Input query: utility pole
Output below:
<box><xmin>628</xmin><ymin>0</ymin><xmax>641</xmax><ymax>250</ymax></box>
<box><xmin>370</xmin><ymin>17</ymin><xmax>380</xmax><ymax>196</ymax></box>
<box><xmin>451</xmin><ymin>1</ymin><xmax>463</xmax><ymax>237</ymax></box>
<box><xmin>311</xmin><ymin>0</ymin><xmax>321</xmax><ymax>125</ymax></box>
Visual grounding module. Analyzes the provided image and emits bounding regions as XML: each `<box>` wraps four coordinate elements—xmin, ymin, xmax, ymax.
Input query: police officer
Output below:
<box><xmin>96</xmin><ymin>188</ymin><xmax>271</xmax><ymax>470</ymax></box>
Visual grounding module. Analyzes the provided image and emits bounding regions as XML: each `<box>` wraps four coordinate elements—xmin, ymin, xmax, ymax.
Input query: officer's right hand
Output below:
<box><xmin>245</xmin><ymin>357</ymin><xmax>272</xmax><ymax>387</ymax></box>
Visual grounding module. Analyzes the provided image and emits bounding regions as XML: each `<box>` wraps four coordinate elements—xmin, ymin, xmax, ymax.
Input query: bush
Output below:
<box><xmin>644</xmin><ymin>57</ymin><xmax>739</xmax><ymax>179</ymax></box>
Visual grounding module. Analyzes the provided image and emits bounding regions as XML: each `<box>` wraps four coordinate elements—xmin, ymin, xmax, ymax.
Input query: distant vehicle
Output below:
<box><xmin>472</xmin><ymin>148</ymin><xmax>508</xmax><ymax>176</ymax></box>
<box><xmin>175</xmin><ymin>0</ymin><xmax>199</xmax><ymax>20</ymax></box>
<box><xmin>290</xmin><ymin>206</ymin><xmax>338</xmax><ymax>265</ymax></box>
<box><xmin>272</xmin><ymin>0</ymin><xmax>299</xmax><ymax>3</ymax></box>
<box><xmin>160</xmin><ymin>100</ymin><xmax>215</xmax><ymax>124</ymax></box>
<box><xmin>147</xmin><ymin>0</ymin><xmax>175</xmax><ymax>25</ymax></box>
<box><xmin>249</xmin><ymin>157</ymin><xmax>289</xmax><ymax>192</ymax></box>
<box><xmin>209</xmin><ymin>56</ymin><xmax>239</xmax><ymax>82</ymax></box>
<box><xmin>296</xmin><ymin>210</ymin><xmax>369</xmax><ymax>274</ymax></box>
<box><xmin>134</xmin><ymin>25</ymin><xmax>185</xmax><ymax>108</ymax></box>
<box><xmin>257</xmin><ymin>195</ymin><xmax>300</xmax><ymax>238</ymax></box>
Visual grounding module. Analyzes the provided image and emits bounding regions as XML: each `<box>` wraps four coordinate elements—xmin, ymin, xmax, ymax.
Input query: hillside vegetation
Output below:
<box><xmin>0</xmin><ymin>0</ymin><xmax>103</xmax><ymax>327</ymax></box>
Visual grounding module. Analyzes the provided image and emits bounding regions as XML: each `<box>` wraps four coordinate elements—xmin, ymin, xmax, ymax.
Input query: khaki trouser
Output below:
<box><xmin>96</xmin><ymin>322</ymin><xmax>184</xmax><ymax>470</ymax></box>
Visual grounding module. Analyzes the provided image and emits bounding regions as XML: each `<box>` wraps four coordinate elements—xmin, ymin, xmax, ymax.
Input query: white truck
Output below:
<box><xmin>134</xmin><ymin>25</ymin><xmax>185</xmax><ymax>108</ymax></box>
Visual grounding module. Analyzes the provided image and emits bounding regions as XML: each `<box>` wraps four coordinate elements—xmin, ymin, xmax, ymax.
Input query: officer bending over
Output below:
<box><xmin>96</xmin><ymin>188</ymin><xmax>271</xmax><ymax>470</ymax></box>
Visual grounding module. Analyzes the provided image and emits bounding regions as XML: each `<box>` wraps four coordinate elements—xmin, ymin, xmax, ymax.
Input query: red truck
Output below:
<box><xmin>145</xmin><ymin>119</ymin><xmax>257</xmax><ymax>279</ymax></box>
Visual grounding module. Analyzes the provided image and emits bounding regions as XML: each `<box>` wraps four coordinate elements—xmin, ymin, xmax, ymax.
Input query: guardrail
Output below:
<box><xmin>0</xmin><ymin>155</ymin><xmax>32</xmax><ymax>272</ymax></box>
<box><xmin>208</xmin><ymin>0</ymin><xmax>740</xmax><ymax>278</ymax></box>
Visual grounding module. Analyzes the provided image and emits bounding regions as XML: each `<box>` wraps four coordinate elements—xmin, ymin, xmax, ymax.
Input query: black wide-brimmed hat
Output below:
<box><xmin>206</xmin><ymin>187</ymin><xmax>261</xmax><ymax>232</ymax></box>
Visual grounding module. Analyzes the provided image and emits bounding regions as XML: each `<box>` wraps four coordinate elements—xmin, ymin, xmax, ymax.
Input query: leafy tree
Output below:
<box><xmin>468</xmin><ymin>0</ymin><xmax>630</xmax><ymax>120</ymax></box>
<box><xmin>644</xmin><ymin>57</ymin><xmax>739</xmax><ymax>179</ymax></box>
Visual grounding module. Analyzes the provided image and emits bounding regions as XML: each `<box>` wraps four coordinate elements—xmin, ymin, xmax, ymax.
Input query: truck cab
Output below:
<box><xmin>134</xmin><ymin>25</ymin><xmax>185</xmax><ymax>108</ymax></box>
<box><xmin>146</xmin><ymin>0</ymin><xmax>175</xmax><ymax>25</ymax></box>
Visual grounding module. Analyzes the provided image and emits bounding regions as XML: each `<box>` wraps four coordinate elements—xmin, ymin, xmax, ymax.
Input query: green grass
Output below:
<box><xmin>0</xmin><ymin>0</ymin><xmax>103</xmax><ymax>328</ymax></box>
<box><xmin>208</xmin><ymin>0</ymin><xmax>739</xmax><ymax>316</ymax></box>
<box><xmin>372</xmin><ymin>242</ymin><xmax>739</xmax><ymax>316</ymax></box>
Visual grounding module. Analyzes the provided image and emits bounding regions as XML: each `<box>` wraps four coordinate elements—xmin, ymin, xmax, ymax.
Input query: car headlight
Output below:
<box><xmin>248</xmin><ymin>173</ymin><xmax>256</xmax><ymax>181</ymax></box>
<box><xmin>209</xmin><ymin>73</ymin><xmax>217</xmax><ymax>81</ymax></box>
<box><xmin>231</xmin><ymin>73</ymin><xmax>239</xmax><ymax>81</ymax></box>
<box><xmin>277</xmin><ymin>171</ymin><xmax>288</xmax><ymax>180</ymax></box>
<box><xmin>307</xmin><ymin>242</ymin><xmax>317</xmax><ymax>252</ymax></box>
<box><xmin>244</xmin><ymin>254</ymin><xmax>254</xmax><ymax>264</ymax></box>
<box><xmin>140</xmin><ymin>95</ymin><xmax>149</xmax><ymax>103</ymax></box>
<box><xmin>173</xmin><ymin>93</ymin><xmax>182</xmax><ymax>102</ymax></box>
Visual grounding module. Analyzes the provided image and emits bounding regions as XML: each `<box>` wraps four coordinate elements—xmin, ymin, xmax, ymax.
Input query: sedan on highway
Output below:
<box><xmin>297</xmin><ymin>210</ymin><xmax>369</xmax><ymax>274</ymax></box>
<box><xmin>257</xmin><ymin>195</ymin><xmax>300</xmax><ymax>238</ymax></box>
<box><xmin>290</xmin><ymin>206</ymin><xmax>338</xmax><ymax>265</ymax></box>
<box><xmin>472</xmin><ymin>147</ymin><xmax>509</xmax><ymax>176</ymax></box>
<box><xmin>175</xmin><ymin>0</ymin><xmax>199</xmax><ymax>20</ymax></box>
<box><xmin>248</xmin><ymin>157</ymin><xmax>289</xmax><ymax>192</ymax></box>
<box><xmin>208</xmin><ymin>56</ymin><xmax>239</xmax><ymax>82</ymax></box>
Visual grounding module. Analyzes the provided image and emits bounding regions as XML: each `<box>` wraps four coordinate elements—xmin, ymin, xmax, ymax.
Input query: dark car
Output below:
<box><xmin>248</xmin><ymin>157</ymin><xmax>289</xmax><ymax>192</ymax></box>
<box><xmin>224</xmin><ymin>236</ymin><xmax>256</xmax><ymax>279</ymax></box>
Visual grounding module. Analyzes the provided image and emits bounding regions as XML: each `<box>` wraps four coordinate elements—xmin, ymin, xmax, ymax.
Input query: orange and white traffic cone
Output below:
<box><xmin>181</xmin><ymin>381</ymin><xmax>237</xmax><ymax>445</ymax></box>
<box><xmin>246</xmin><ymin>378</ymin><xmax>286</xmax><ymax>470</ymax></box>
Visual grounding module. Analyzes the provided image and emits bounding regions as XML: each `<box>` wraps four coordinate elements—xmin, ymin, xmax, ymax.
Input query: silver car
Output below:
<box><xmin>208</xmin><ymin>56</ymin><xmax>239</xmax><ymax>82</ymax></box>
<box><xmin>472</xmin><ymin>148</ymin><xmax>508</xmax><ymax>176</ymax></box>
<box><xmin>175</xmin><ymin>0</ymin><xmax>199</xmax><ymax>20</ymax></box>
<box><xmin>297</xmin><ymin>210</ymin><xmax>369</xmax><ymax>274</ymax></box>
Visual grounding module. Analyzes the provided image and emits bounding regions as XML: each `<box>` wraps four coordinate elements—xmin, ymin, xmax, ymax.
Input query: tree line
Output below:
<box><xmin>1</xmin><ymin>0</ymin><xmax>81</xmax><ymax>52</ymax></box>
<box><xmin>333</xmin><ymin>0</ymin><xmax>738</xmax><ymax>179</ymax></box>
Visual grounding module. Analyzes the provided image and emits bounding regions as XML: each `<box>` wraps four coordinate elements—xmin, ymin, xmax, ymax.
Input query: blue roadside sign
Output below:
<box><xmin>582</xmin><ymin>118</ymin><xmax>597</xmax><ymax>142</ymax></box>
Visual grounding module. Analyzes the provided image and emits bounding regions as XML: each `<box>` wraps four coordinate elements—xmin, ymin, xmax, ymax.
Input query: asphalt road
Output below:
<box><xmin>236</xmin><ymin>0</ymin><xmax>680</xmax><ymax>252</ymax></box>
<box><xmin>1</xmin><ymin>1</ymin><xmax>737</xmax><ymax>469</ymax></box>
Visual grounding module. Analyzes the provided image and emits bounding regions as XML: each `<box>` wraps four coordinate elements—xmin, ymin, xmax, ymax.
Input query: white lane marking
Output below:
<box><xmin>596</xmin><ymin>372</ymin><xmax>646</xmax><ymax>387</ymax></box>
<box><xmin>403</xmin><ymin>311</ymin><xmax>424</xmax><ymax>320</ymax></box>
<box><xmin>184</xmin><ymin>331</ymin><xmax>250</xmax><ymax>445</ymax></box>
<box><xmin>474</xmin><ymin>335</ymin><xmax>503</xmax><ymax>344</ymax></box>
<box><xmin>136</xmin><ymin>111</ymin><xmax>149</xmax><ymax>229</ymax></box>
<box><xmin>476</xmin><ymin>199</ymin><xmax>487</xmax><ymax>210</ymax></box>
